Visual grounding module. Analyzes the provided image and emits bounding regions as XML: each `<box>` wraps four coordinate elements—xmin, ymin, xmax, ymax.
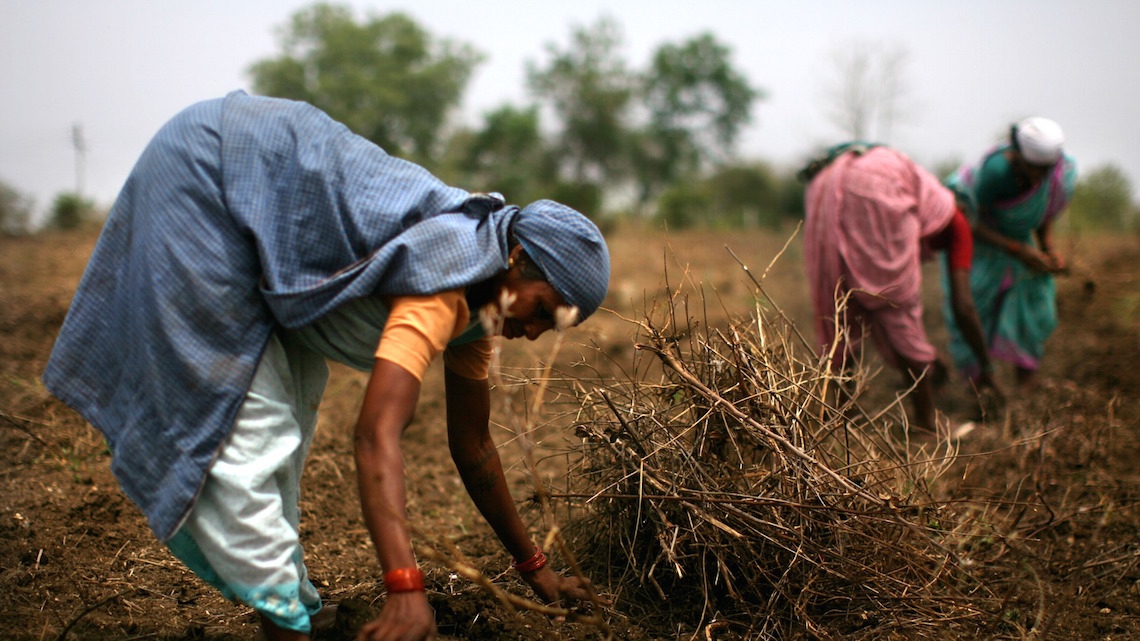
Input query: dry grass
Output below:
<box><xmin>512</xmin><ymin>236</ymin><xmax>1047</xmax><ymax>640</ymax></box>
<box><xmin>4</xmin><ymin>228</ymin><xmax>1137</xmax><ymax>641</ymax></box>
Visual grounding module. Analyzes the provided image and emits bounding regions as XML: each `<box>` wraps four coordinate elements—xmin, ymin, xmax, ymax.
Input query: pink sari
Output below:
<box><xmin>804</xmin><ymin>147</ymin><xmax>955</xmax><ymax>368</ymax></box>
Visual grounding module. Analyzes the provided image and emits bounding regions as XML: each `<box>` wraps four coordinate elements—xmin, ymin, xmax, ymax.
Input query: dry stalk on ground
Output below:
<box><xmin>545</xmin><ymin>248</ymin><xmax>1030</xmax><ymax>640</ymax></box>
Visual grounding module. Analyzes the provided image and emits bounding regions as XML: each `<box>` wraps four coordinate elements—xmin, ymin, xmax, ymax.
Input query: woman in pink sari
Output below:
<box><xmin>801</xmin><ymin>144</ymin><xmax>998</xmax><ymax>431</ymax></box>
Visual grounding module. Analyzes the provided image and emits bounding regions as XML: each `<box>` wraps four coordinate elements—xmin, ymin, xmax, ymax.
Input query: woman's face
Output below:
<box><xmin>483</xmin><ymin>246</ymin><xmax>572</xmax><ymax>340</ymax></box>
<box><xmin>494</xmin><ymin>277</ymin><xmax>568</xmax><ymax>340</ymax></box>
<box><xmin>1011</xmin><ymin>152</ymin><xmax>1053</xmax><ymax>190</ymax></box>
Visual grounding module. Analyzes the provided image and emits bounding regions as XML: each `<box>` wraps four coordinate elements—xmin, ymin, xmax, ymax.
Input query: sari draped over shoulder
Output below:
<box><xmin>43</xmin><ymin>91</ymin><xmax>519</xmax><ymax>540</ymax></box>
<box><xmin>942</xmin><ymin>147</ymin><xmax>1077</xmax><ymax>378</ymax></box>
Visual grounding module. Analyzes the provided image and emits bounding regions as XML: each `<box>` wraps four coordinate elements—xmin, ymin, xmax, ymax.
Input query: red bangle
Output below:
<box><xmin>514</xmin><ymin>548</ymin><xmax>548</xmax><ymax>573</ymax></box>
<box><xmin>383</xmin><ymin>567</ymin><xmax>425</xmax><ymax>593</ymax></box>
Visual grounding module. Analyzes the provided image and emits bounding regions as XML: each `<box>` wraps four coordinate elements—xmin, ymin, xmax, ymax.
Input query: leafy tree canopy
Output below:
<box><xmin>49</xmin><ymin>192</ymin><xmax>95</xmax><ymax>231</ymax></box>
<box><xmin>248</xmin><ymin>3</ymin><xmax>483</xmax><ymax>162</ymax></box>
<box><xmin>656</xmin><ymin>162</ymin><xmax>798</xmax><ymax>230</ymax></box>
<box><xmin>1069</xmin><ymin>163</ymin><xmax>1138</xmax><ymax>232</ymax></box>
<box><xmin>644</xmin><ymin>33</ymin><xmax>760</xmax><ymax>162</ymax></box>
<box><xmin>0</xmin><ymin>177</ymin><xmax>34</xmax><ymax>236</ymax></box>
<box><xmin>635</xmin><ymin>33</ymin><xmax>761</xmax><ymax>205</ymax></box>
<box><xmin>526</xmin><ymin>16</ymin><xmax>634</xmax><ymax>185</ymax></box>
<box><xmin>527</xmin><ymin>19</ymin><xmax>761</xmax><ymax>212</ymax></box>
<box><xmin>449</xmin><ymin>104</ymin><xmax>559</xmax><ymax>206</ymax></box>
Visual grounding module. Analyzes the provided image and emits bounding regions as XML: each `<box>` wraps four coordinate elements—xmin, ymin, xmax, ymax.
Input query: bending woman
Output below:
<box><xmin>802</xmin><ymin>143</ymin><xmax>997</xmax><ymax>431</ymax></box>
<box><xmin>943</xmin><ymin>117</ymin><xmax>1076</xmax><ymax>390</ymax></box>
<box><xmin>43</xmin><ymin>91</ymin><xmax>611</xmax><ymax>641</ymax></box>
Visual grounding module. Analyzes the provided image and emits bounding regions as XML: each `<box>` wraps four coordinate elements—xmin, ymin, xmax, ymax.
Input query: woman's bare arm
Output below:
<box><xmin>444</xmin><ymin>367</ymin><xmax>600</xmax><ymax>609</ymax></box>
<box><xmin>974</xmin><ymin>216</ymin><xmax>1052</xmax><ymax>272</ymax></box>
<box><xmin>354</xmin><ymin>359</ymin><xmax>437</xmax><ymax>641</ymax></box>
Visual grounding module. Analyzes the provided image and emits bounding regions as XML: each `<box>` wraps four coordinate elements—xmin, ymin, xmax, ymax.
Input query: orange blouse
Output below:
<box><xmin>375</xmin><ymin>289</ymin><xmax>492</xmax><ymax>381</ymax></box>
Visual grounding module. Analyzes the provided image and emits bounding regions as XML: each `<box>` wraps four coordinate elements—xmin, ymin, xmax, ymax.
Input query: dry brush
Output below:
<box><xmin>540</xmin><ymin>247</ymin><xmax>1034</xmax><ymax>640</ymax></box>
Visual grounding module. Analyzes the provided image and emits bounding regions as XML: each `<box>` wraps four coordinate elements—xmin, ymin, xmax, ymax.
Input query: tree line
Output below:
<box><xmin>2</xmin><ymin>3</ymin><xmax>1136</xmax><ymax>235</ymax></box>
<box><xmin>244</xmin><ymin>3</ymin><xmax>797</xmax><ymax>230</ymax></box>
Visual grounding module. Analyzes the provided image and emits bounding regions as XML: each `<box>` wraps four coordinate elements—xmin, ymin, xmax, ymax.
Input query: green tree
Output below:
<box><xmin>248</xmin><ymin>3</ymin><xmax>483</xmax><ymax>162</ymax></box>
<box><xmin>0</xmin><ymin>178</ymin><xmax>34</xmax><ymax>236</ymax></box>
<box><xmin>630</xmin><ymin>32</ymin><xmax>761</xmax><ymax>209</ymax></box>
<box><xmin>627</xmin><ymin>125</ymin><xmax>697</xmax><ymax>210</ymax></box>
<box><xmin>1068</xmin><ymin>163</ymin><xmax>1137</xmax><ymax>232</ymax></box>
<box><xmin>526</xmin><ymin>22</ymin><xmax>759</xmax><ymax>214</ymax></box>
<box><xmin>705</xmin><ymin>163</ymin><xmax>781</xmax><ymax>229</ymax></box>
<box><xmin>450</xmin><ymin>105</ymin><xmax>558</xmax><ymax>205</ymax></box>
<box><xmin>656</xmin><ymin>181</ymin><xmax>712</xmax><ymax>230</ymax></box>
<box><xmin>49</xmin><ymin>192</ymin><xmax>95</xmax><ymax>230</ymax></box>
<box><xmin>776</xmin><ymin>170</ymin><xmax>806</xmax><ymax>222</ymax></box>
<box><xmin>641</xmin><ymin>34</ymin><xmax>759</xmax><ymax>174</ymax></box>
<box><xmin>526</xmin><ymin>16</ymin><xmax>634</xmax><ymax>187</ymax></box>
<box><xmin>441</xmin><ymin>106</ymin><xmax>604</xmax><ymax>218</ymax></box>
<box><xmin>655</xmin><ymin>162</ymin><xmax>792</xmax><ymax>230</ymax></box>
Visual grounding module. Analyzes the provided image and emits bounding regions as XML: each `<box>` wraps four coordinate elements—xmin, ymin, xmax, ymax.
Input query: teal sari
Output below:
<box><xmin>941</xmin><ymin>147</ymin><xmax>1077</xmax><ymax>379</ymax></box>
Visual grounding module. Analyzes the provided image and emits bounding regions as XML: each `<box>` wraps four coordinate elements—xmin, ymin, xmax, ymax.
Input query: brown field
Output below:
<box><xmin>2</xmin><ymin>223</ymin><xmax>1139</xmax><ymax>640</ymax></box>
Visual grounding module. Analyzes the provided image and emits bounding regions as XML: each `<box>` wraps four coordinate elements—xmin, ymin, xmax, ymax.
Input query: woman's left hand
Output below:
<box><xmin>1012</xmin><ymin>244</ymin><xmax>1054</xmax><ymax>272</ymax></box>
<box><xmin>519</xmin><ymin>566</ymin><xmax>611</xmax><ymax>620</ymax></box>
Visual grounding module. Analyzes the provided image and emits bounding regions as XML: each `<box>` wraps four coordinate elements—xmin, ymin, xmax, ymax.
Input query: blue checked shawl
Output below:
<box><xmin>43</xmin><ymin>91</ymin><xmax>526</xmax><ymax>540</ymax></box>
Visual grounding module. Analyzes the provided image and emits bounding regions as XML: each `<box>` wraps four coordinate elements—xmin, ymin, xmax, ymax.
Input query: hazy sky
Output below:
<box><xmin>3</xmin><ymin>0</ymin><xmax>1138</xmax><ymax>223</ymax></box>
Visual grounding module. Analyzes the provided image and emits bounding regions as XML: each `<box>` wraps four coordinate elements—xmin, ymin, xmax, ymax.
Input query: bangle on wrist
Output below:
<box><xmin>514</xmin><ymin>547</ymin><xmax>548</xmax><ymax>573</ymax></box>
<box><xmin>384</xmin><ymin>567</ymin><xmax>425</xmax><ymax>593</ymax></box>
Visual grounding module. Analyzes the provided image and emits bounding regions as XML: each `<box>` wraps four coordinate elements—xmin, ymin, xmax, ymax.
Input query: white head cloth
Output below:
<box><xmin>1015</xmin><ymin>117</ymin><xmax>1065</xmax><ymax>166</ymax></box>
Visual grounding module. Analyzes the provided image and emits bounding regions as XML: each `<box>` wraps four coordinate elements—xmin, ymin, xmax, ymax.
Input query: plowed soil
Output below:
<box><xmin>2</xmin><ymin>226</ymin><xmax>1138</xmax><ymax>640</ymax></box>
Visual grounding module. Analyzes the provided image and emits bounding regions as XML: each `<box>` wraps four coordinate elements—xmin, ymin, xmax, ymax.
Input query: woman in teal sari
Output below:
<box><xmin>943</xmin><ymin>117</ymin><xmax>1077</xmax><ymax>390</ymax></box>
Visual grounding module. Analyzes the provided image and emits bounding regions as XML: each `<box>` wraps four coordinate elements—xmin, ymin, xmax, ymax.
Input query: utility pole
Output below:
<box><xmin>71</xmin><ymin>122</ymin><xmax>86</xmax><ymax>199</ymax></box>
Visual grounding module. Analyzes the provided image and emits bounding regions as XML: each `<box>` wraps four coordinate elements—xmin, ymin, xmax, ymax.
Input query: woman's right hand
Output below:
<box><xmin>356</xmin><ymin>592</ymin><xmax>437</xmax><ymax>641</ymax></box>
<box><xmin>1010</xmin><ymin>243</ymin><xmax>1054</xmax><ymax>273</ymax></box>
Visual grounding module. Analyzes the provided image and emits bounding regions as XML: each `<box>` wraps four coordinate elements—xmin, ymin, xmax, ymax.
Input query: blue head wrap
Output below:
<box><xmin>513</xmin><ymin>200</ymin><xmax>610</xmax><ymax>322</ymax></box>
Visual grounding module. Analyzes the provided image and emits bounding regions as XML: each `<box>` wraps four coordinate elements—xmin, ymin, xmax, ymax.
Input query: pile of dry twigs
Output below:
<box><xmin>549</xmin><ymin>248</ymin><xmax>1027</xmax><ymax>640</ymax></box>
